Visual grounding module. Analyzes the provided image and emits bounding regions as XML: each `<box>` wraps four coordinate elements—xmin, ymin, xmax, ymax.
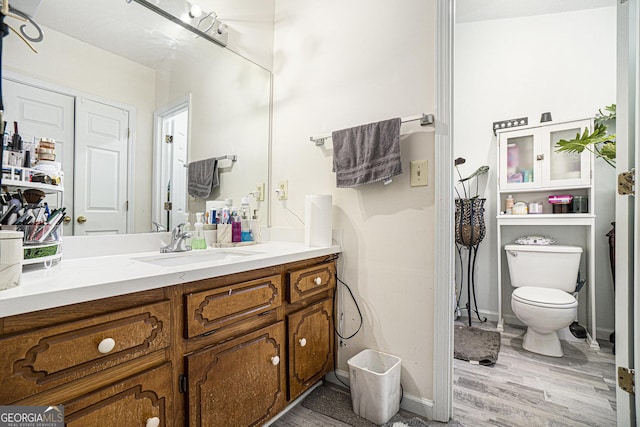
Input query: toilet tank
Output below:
<box><xmin>504</xmin><ymin>244</ymin><xmax>582</xmax><ymax>292</ymax></box>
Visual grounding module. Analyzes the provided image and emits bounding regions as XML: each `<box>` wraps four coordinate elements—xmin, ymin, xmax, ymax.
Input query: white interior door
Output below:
<box><xmin>152</xmin><ymin>98</ymin><xmax>190</xmax><ymax>231</ymax></box>
<box><xmin>2</xmin><ymin>79</ymin><xmax>75</xmax><ymax>234</ymax></box>
<box><xmin>74</xmin><ymin>98</ymin><xmax>129</xmax><ymax>235</ymax></box>
<box><xmin>169</xmin><ymin>110</ymin><xmax>188</xmax><ymax>229</ymax></box>
<box><xmin>615</xmin><ymin>0</ymin><xmax>638</xmax><ymax>425</ymax></box>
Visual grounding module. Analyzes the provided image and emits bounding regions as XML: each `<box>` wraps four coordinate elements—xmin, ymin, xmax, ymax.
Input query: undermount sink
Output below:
<box><xmin>133</xmin><ymin>249</ymin><xmax>256</xmax><ymax>267</ymax></box>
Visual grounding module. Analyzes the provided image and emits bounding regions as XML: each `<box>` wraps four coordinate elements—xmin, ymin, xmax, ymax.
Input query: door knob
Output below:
<box><xmin>63</xmin><ymin>215</ymin><xmax>71</xmax><ymax>224</ymax></box>
<box><xmin>77</xmin><ymin>216</ymin><xmax>87</xmax><ymax>224</ymax></box>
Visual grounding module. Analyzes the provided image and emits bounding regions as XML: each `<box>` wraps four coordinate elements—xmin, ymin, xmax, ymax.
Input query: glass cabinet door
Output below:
<box><xmin>499</xmin><ymin>128</ymin><xmax>539</xmax><ymax>190</ymax></box>
<box><xmin>542</xmin><ymin>119</ymin><xmax>592</xmax><ymax>187</ymax></box>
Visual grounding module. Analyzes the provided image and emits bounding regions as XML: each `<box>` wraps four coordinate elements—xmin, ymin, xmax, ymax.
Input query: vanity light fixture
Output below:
<box><xmin>131</xmin><ymin>0</ymin><xmax>228</xmax><ymax>47</ymax></box>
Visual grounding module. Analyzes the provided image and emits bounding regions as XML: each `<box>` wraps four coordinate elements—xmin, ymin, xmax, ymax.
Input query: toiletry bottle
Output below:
<box><xmin>232</xmin><ymin>216</ymin><xmax>242</xmax><ymax>243</ymax></box>
<box><xmin>222</xmin><ymin>198</ymin><xmax>233</xmax><ymax>225</ymax></box>
<box><xmin>505</xmin><ymin>195</ymin><xmax>514</xmax><ymax>214</ymax></box>
<box><xmin>193</xmin><ymin>213</ymin><xmax>206</xmax><ymax>250</ymax></box>
<box><xmin>240</xmin><ymin>197</ymin><xmax>252</xmax><ymax>242</ymax></box>
<box><xmin>250</xmin><ymin>209</ymin><xmax>261</xmax><ymax>243</ymax></box>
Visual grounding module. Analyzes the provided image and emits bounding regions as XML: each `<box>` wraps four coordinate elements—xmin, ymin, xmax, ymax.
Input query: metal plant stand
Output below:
<box><xmin>455</xmin><ymin>198</ymin><xmax>487</xmax><ymax>327</ymax></box>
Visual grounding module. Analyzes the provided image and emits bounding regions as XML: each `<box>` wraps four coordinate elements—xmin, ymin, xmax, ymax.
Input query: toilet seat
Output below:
<box><xmin>512</xmin><ymin>286</ymin><xmax>577</xmax><ymax>309</ymax></box>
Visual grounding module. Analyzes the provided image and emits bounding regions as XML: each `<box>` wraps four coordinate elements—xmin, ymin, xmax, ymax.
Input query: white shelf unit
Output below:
<box><xmin>1</xmin><ymin>164</ymin><xmax>64</xmax><ymax>267</ymax></box>
<box><xmin>495</xmin><ymin>119</ymin><xmax>599</xmax><ymax>351</ymax></box>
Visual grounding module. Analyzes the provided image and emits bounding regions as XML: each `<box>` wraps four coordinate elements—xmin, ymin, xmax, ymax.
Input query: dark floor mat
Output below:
<box><xmin>454</xmin><ymin>325</ymin><xmax>501</xmax><ymax>366</ymax></box>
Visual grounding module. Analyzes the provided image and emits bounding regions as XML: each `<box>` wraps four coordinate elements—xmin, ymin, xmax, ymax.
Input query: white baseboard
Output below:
<box><xmin>325</xmin><ymin>369</ymin><xmax>435</xmax><ymax>419</ymax></box>
<box><xmin>495</xmin><ymin>313</ymin><xmax>614</xmax><ymax>343</ymax></box>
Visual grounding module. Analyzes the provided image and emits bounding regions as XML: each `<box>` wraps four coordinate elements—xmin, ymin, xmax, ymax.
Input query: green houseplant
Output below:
<box><xmin>556</xmin><ymin>104</ymin><xmax>616</xmax><ymax>167</ymax></box>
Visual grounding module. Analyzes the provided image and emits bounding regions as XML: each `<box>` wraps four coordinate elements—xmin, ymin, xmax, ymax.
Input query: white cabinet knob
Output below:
<box><xmin>146</xmin><ymin>417</ymin><xmax>160</xmax><ymax>427</ymax></box>
<box><xmin>299</xmin><ymin>338</ymin><xmax>307</xmax><ymax>347</ymax></box>
<box><xmin>98</xmin><ymin>338</ymin><xmax>116</xmax><ymax>354</ymax></box>
<box><xmin>271</xmin><ymin>355</ymin><xmax>280</xmax><ymax>366</ymax></box>
<box><xmin>314</xmin><ymin>277</ymin><xmax>322</xmax><ymax>285</ymax></box>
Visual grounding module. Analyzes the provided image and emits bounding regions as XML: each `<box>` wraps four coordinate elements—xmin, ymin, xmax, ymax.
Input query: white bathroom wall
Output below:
<box><xmin>454</xmin><ymin>6</ymin><xmax>617</xmax><ymax>335</ymax></box>
<box><xmin>272</xmin><ymin>0</ymin><xmax>437</xmax><ymax>408</ymax></box>
<box><xmin>154</xmin><ymin>42</ymin><xmax>272</xmax><ymax>224</ymax></box>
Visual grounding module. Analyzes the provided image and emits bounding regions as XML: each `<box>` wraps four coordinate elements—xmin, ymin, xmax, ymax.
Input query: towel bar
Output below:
<box><xmin>185</xmin><ymin>154</ymin><xmax>237</xmax><ymax>167</ymax></box>
<box><xmin>310</xmin><ymin>113</ymin><xmax>435</xmax><ymax>146</ymax></box>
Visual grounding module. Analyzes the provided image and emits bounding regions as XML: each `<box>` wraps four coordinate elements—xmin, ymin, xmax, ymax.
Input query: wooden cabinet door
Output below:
<box><xmin>186</xmin><ymin>322</ymin><xmax>286</xmax><ymax>427</ymax></box>
<box><xmin>287</xmin><ymin>298</ymin><xmax>334</xmax><ymax>400</ymax></box>
<box><xmin>63</xmin><ymin>362</ymin><xmax>173</xmax><ymax>427</ymax></box>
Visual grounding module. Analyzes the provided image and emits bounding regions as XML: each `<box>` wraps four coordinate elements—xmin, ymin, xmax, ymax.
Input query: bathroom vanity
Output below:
<box><xmin>0</xmin><ymin>240</ymin><xmax>340</xmax><ymax>426</ymax></box>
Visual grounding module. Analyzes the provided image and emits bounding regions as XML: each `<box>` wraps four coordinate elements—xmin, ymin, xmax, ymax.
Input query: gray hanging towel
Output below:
<box><xmin>188</xmin><ymin>158</ymin><xmax>219</xmax><ymax>198</ymax></box>
<box><xmin>332</xmin><ymin>118</ymin><xmax>402</xmax><ymax>188</ymax></box>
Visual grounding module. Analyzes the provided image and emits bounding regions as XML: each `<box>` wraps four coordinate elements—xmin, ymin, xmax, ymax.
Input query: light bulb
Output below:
<box><xmin>189</xmin><ymin>4</ymin><xmax>203</xmax><ymax>18</ymax></box>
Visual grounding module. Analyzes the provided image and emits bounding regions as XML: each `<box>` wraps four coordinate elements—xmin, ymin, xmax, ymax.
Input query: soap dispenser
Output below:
<box><xmin>192</xmin><ymin>213</ymin><xmax>207</xmax><ymax>250</ymax></box>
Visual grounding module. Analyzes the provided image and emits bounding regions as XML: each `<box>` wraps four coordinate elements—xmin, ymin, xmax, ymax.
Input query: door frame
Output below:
<box><xmin>615</xmin><ymin>0</ymin><xmax>638</xmax><ymax>425</ymax></box>
<box><xmin>2</xmin><ymin>70</ymin><xmax>137</xmax><ymax>234</ymax></box>
<box><xmin>432</xmin><ymin>0</ymin><xmax>454</xmax><ymax>422</ymax></box>
<box><xmin>151</xmin><ymin>95</ymin><xmax>192</xmax><ymax>230</ymax></box>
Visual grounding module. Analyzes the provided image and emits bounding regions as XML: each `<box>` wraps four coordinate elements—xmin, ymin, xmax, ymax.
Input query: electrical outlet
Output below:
<box><xmin>410</xmin><ymin>160</ymin><xmax>428</xmax><ymax>187</ymax></box>
<box><xmin>255</xmin><ymin>182</ymin><xmax>265</xmax><ymax>201</ymax></box>
<box><xmin>277</xmin><ymin>180</ymin><xmax>288</xmax><ymax>200</ymax></box>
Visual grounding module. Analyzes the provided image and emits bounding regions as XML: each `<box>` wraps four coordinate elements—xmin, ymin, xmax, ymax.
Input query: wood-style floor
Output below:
<box><xmin>273</xmin><ymin>320</ymin><xmax>616</xmax><ymax>426</ymax></box>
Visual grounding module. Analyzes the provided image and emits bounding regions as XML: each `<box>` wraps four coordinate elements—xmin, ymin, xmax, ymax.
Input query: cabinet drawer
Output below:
<box><xmin>288</xmin><ymin>262</ymin><xmax>336</xmax><ymax>303</ymax></box>
<box><xmin>64</xmin><ymin>362</ymin><xmax>173</xmax><ymax>427</ymax></box>
<box><xmin>0</xmin><ymin>300</ymin><xmax>171</xmax><ymax>404</ymax></box>
<box><xmin>185</xmin><ymin>274</ymin><xmax>282</xmax><ymax>338</ymax></box>
<box><xmin>287</xmin><ymin>297</ymin><xmax>334</xmax><ymax>400</ymax></box>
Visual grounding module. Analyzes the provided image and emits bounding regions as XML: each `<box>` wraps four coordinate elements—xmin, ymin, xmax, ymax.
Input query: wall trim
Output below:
<box><xmin>433</xmin><ymin>0</ymin><xmax>455</xmax><ymax>423</ymax></box>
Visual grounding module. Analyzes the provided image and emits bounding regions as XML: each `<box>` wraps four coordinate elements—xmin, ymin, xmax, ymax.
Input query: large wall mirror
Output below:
<box><xmin>2</xmin><ymin>0</ymin><xmax>271</xmax><ymax>236</ymax></box>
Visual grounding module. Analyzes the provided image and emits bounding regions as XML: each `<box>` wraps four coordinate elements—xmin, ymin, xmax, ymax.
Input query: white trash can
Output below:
<box><xmin>347</xmin><ymin>349</ymin><xmax>402</xmax><ymax>424</ymax></box>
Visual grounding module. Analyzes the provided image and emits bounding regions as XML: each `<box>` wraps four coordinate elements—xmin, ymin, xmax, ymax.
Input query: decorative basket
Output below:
<box><xmin>455</xmin><ymin>198</ymin><xmax>486</xmax><ymax>246</ymax></box>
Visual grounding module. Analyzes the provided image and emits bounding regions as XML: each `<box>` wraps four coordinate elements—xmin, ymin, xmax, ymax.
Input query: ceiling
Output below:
<box><xmin>456</xmin><ymin>0</ymin><xmax>616</xmax><ymax>23</ymax></box>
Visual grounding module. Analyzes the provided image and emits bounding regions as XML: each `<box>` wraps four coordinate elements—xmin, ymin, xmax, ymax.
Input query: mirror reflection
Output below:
<box><xmin>2</xmin><ymin>0</ymin><xmax>271</xmax><ymax>236</ymax></box>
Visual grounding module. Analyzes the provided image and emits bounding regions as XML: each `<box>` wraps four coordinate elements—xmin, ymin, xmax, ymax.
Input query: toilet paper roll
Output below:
<box><xmin>304</xmin><ymin>195</ymin><xmax>333</xmax><ymax>247</ymax></box>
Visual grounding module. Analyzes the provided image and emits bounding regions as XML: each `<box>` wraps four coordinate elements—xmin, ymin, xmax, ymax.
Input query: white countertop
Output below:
<box><xmin>0</xmin><ymin>240</ymin><xmax>341</xmax><ymax>318</ymax></box>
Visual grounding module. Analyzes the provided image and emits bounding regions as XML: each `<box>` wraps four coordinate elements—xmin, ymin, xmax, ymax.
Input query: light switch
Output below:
<box><xmin>410</xmin><ymin>160</ymin><xmax>428</xmax><ymax>187</ymax></box>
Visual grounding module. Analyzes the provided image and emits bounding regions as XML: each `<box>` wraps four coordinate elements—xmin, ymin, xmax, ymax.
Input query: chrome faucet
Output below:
<box><xmin>161</xmin><ymin>223</ymin><xmax>192</xmax><ymax>253</ymax></box>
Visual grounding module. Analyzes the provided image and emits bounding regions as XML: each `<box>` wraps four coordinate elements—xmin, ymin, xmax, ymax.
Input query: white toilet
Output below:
<box><xmin>505</xmin><ymin>243</ymin><xmax>582</xmax><ymax>357</ymax></box>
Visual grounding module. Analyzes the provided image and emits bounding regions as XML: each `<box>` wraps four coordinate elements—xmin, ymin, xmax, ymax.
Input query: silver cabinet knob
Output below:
<box><xmin>146</xmin><ymin>417</ymin><xmax>160</xmax><ymax>427</ymax></box>
<box><xmin>314</xmin><ymin>277</ymin><xmax>322</xmax><ymax>285</ymax></box>
<box><xmin>271</xmin><ymin>355</ymin><xmax>280</xmax><ymax>366</ymax></box>
<box><xmin>299</xmin><ymin>338</ymin><xmax>307</xmax><ymax>347</ymax></box>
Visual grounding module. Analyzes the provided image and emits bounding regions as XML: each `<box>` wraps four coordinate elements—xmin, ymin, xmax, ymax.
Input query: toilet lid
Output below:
<box><xmin>513</xmin><ymin>286</ymin><xmax>577</xmax><ymax>308</ymax></box>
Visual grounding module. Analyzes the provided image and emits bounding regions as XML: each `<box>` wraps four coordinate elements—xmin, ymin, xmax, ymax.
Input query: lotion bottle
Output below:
<box><xmin>193</xmin><ymin>213</ymin><xmax>206</xmax><ymax>249</ymax></box>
